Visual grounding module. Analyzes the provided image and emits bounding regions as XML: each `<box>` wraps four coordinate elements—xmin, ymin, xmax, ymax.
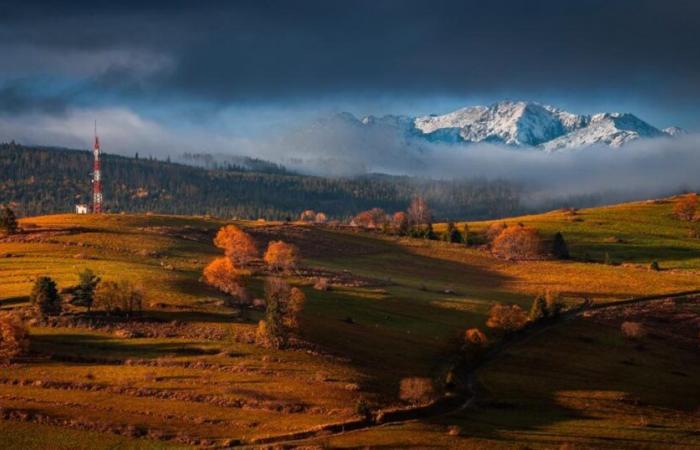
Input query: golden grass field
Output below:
<box><xmin>0</xmin><ymin>195</ymin><xmax>698</xmax><ymax>448</ymax></box>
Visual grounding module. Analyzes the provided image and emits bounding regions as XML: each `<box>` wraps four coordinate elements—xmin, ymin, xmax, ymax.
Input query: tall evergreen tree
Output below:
<box><xmin>0</xmin><ymin>206</ymin><xmax>18</xmax><ymax>235</ymax></box>
<box><xmin>30</xmin><ymin>276</ymin><xmax>61</xmax><ymax>318</ymax></box>
<box><xmin>552</xmin><ymin>232</ymin><xmax>570</xmax><ymax>259</ymax></box>
<box><xmin>73</xmin><ymin>269</ymin><xmax>100</xmax><ymax>312</ymax></box>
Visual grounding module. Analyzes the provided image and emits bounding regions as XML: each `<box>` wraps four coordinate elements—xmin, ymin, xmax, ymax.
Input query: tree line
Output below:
<box><xmin>0</xmin><ymin>142</ymin><xmax>521</xmax><ymax>220</ymax></box>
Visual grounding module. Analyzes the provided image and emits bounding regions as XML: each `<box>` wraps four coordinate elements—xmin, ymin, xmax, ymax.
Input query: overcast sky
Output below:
<box><xmin>1</xmin><ymin>0</ymin><xmax>700</xmax><ymax>156</ymax></box>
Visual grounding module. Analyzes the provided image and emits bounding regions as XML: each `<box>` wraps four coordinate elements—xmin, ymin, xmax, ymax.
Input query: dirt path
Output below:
<box><xmin>235</xmin><ymin>289</ymin><xmax>700</xmax><ymax>448</ymax></box>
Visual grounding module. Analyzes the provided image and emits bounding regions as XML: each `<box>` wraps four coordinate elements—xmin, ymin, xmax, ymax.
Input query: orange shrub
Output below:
<box><xmin>491</xmin><ymin>225</ymin><xmax>543</xmax><ymax>260</ymax></box>
<box><xmin>0</xmin><ymin>312</ymin><xmax>29</xmax><ymax>365</ymax></box>
<box><xmin>314</xmin><ymin>212</ymin><xmax>328</xmax><ymax>223</ymax></box>
<box><xmin>464</xmin><ymin>327</ymin><xmax>488</xmax><ymax>347</ymax></box>
<box><xmin>203</xmin><ymin>257</ymin><xmax>249</xmax><ymax>298</ymax></box>
<box><xmin>285</xmin><ymin>287</ymin><xmax>306</xmax><ymax>331</ymax></box>
<box><xmin>299</xmin><ymin>210</ymin><xmax>316</xmax><ymax>222</ymax></box>
<box><xmin>213</xmin><ymin>225</ymin><xmax>258</xmax><ymax>265</ymax></box>
<box><xmin>392</xmin><ymin>211</ymin><xmax>409</xmax><ymax>234</ymax></box>
<box><xmin>486</xmin><ymin>303</ymin><xmax>528</xmax><ymax>333</ymax></box>
<box><xmin>264</xmin><ymin>240</ymin><xmax>299</xmax><ymax>272</ymax></box>
<box><xmin>673</xmin><ymin>194</ymin><xmax>697</xmax><ymax>221</ymax></box>
<box><xmin>485</xmin><ymin>222</ymin><xmax>507</xmax><ymax>243</ymax></box>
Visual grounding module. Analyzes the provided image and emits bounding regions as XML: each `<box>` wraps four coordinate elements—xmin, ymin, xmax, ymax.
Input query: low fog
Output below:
<box><xmin>1</xmin><ymin>107</ymin><xmax>698</xmax><ymax>209</ymax></box>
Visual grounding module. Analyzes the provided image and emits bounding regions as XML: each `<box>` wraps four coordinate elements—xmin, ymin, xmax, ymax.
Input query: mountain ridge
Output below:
<box><xmin>354</xmin><ymin>101</ymin><xmax>681</xmax><ymax>150</ymax></box>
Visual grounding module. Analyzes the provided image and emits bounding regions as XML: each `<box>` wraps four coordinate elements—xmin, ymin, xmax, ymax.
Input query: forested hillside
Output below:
<box><xmin>0</xmin><ymin>143</ymin><xmax>521</xmax><ymax>220</ymax></box>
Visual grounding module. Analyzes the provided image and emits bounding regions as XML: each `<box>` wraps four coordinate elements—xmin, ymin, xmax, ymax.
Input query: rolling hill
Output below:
<box><xmin>0</xmin><ymin>195</ymin><xmax>698</xmax><ymax>448</ymax></box>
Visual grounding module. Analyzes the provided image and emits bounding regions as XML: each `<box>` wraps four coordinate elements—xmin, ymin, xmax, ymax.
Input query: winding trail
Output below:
<box><xmin>238</xmin><ymin>289</ymin><xmax>700</xmax><ymax>448</ymax></box>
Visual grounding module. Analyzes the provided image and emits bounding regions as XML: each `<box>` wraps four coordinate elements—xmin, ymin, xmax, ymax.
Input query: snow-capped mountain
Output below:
<box><xmin>355</xmin><ymin>101</ymin><xmax>681</xmax><ymax>151</ymax></box>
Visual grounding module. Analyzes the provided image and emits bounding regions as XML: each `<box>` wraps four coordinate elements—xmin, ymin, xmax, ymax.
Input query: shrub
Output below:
<box><xmin>424</xmin><ymin>223</ymin><xmax>437</xmax><ymax>240</ymax></box>
<box><xmin>486</xmin><ymin>303</ymin><xmax>528</xmax><ymax>334</ymax></box>
<box><xmin>264</xmin><ymin>240</ymin><xmax>299</xmax><ymax>272</ymax></box>
<box><xmin>485</xmin><ymin>222</ymin><xmax>507</xmax><ymax>243</ymax></box>
<box><xmin>30</xmin><ymin>276</ymin><xmax>61</xmax><ymax>318</ymax></box>
<box><xmin>444</xmin><ymin>222</ymin><xmax>462</xmax><ymax>243</ymax></box>
<box><xmin>299</xmin><ymin>210</ymin><xmax>316</xmax><ymax>222</ymax></box>
<box><xmin>621</xmin><ymin>321</ymin><xmax>646</xmax><ymax>339</ymax></box>
<box><xmin>649</xmin><ymin>260</ymin><xmax>660</xmax><ymax>271</ymax></box>
<box><xmin>355</xmin><ymin>399</ymin><xmax>372</xmax><ymax>420</ymax></box>
<box><xmin>0</xmin><ymin>312</ymin><xmax>29</xmax><ymax>365</ymax></box>
<box><xmin>314</xmin><ymin>212</ymin><xmax>328</xmax><ymax>223</ymax></box>
<box><xmin>352</xmin><ymin>208</ymin><xmax>387</xmax><ymax>228</ymax></box>
<box><xmin>492</xmin><ymin>225</ymin><xmax>543</xmax><ymax>260</ymax></box>
<box><xmin>94</xmin><ymin>280</ymin><xmax>144</xmax><ymax>315</ymax></box>
<box><xmin>399</xmin><ymin>377</ymin><xmax>436</xmax><ymax>404</ymax></box>
<box><xmin>213</xmin><ymin>225</ymin><xmax>258</xmax><ymax>266</ymax></box>
<box><xmin>73</xmin><ymin>268</ymin><xmax>100</xmax><ymax>312</ymax></box>
<box><xmin>285</xmin><ymin>287</ymin><xmax>306</xmax><ymax>331</ymax></box>
<box><xmin>544</xmin><ymin>290</ymin><xmax>563</xmax><ymax>318</ymax></box>
<box><xmin>673</xmin><ymin>194</ymin><xmax>697</xmax><ymax>221</ymax></box>
<box><xmin>529</xmin><ymin>294</ymin><xmax>548</xmax><ymax>321</ymax></box>
<box><xmin>552</xmin><ymin>232</ymin><xmax>570</xmax><ymax>259</ymax></box>
<box><xmin>463</xmin><ymin>328</ymin><xmax>488</xmax><ymax>357</ymax></box>
<box><xmin>313</xmin><ymin>277</ymin><xmax>330</xmax><ymax>291</ymax></box>
<box><xmin>392</xmin><ymin>211</ymin><xmax>410</xmax><ymax>235</ymax></box>
<box><xmin>0</xmin><ymin>206</ymin><xmax>18</xmax><ymax>235</ymax></box>
<box><xmin>604</xmin><ymin>252</ymin><xmax>613</xmax><ymax>265</ymax></box>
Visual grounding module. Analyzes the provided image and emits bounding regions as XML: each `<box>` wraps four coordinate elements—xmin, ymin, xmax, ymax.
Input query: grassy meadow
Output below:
<box><xmin>0</xmin><ymin>195</ymin><xmax>698</xmax><ymax>448</ymax></box>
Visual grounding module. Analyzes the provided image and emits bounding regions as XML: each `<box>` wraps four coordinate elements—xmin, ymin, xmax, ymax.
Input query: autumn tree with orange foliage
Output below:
<box><xmin>673</xmin><ymin>194</ymin><xmax>697</xmax><ymax>222</ymax></box>
<box><xmin>491</xmin><ymin>225</ymin><xmax>543</xmax><ymax>260</ymax></box>
<box><xmin>264</xmin><ymin>240</ymin><xmax>299</xmax><ymax>273</ymax></box>
<box><xmin>203</xmin><ymin>257</ymin><xmax>250</xmax><ymax>304</ymax></box>
<box><xmin>213</xmin><ymin>225</ymin><xmax>258</xmax><ymax>266</ymax></box>
<box><xmin>392</xmin><ymin>211</ymin><xmax>410</xmax><ymax>235</ymax></box>
<box><xmin>486</xmin><ymin>303</ymin><xmax>528</xmax><ymax>334</ymax></box>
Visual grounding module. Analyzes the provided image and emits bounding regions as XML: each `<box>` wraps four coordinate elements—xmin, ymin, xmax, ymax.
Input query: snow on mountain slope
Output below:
<box><xmin>542</xmin><ymin>112</ymin><xmax>667</xmax><ymax>151</ymax></box>
<box><xmin>350</xmin><ymin>101</ymin><xmax>681</xmax><ymax>151</ymax></box>
<box><xmin>414</xmin><ymin>101</ymin><xmax>587</xmax><ymax>146</ymax></box>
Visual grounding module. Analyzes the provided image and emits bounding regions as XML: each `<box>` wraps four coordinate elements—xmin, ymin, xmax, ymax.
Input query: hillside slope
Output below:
<box><xmin>0</xmin><ymin>196</ymin><xmax>698</xmax><ymax>448</ymax></box>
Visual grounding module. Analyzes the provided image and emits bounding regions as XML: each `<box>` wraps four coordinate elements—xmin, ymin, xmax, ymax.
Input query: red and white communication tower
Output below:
<box><xmin>92</xmin><ymin>122</ymin><xmax>103</xmax><ymax>213</ymax></box>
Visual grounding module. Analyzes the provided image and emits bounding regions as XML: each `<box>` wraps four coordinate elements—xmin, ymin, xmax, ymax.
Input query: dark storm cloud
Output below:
<box><xmin>1</xmin><ymin>0</ymin><xmax>700</xmax><ymax>108</ymax></box>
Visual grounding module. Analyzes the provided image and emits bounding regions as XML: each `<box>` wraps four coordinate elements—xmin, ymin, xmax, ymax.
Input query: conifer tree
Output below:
<box><xmin>30</xmin><ymin>276</ymin><xmax>61</xmax><ymax>318</ymax></box>
<box><xmin>73</xmin><ymin>269</ymin><xmax>100</xmax><ymax>312</ymax></box>
<box><xmin>552</xmin><ymin>232</ymin><xmax>570</xmax><ymax>259</ymax></box>
<box><xmin>0</xmin><ymin>206</ymin><xmax>18</xmax><ymax>235</ymax></box>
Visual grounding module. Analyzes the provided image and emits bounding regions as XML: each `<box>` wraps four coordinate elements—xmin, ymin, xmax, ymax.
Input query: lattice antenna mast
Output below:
<box><xmin>92</xmin><ymin>120</ymin><xmax>103</xmax><ymax>213</ymax></box>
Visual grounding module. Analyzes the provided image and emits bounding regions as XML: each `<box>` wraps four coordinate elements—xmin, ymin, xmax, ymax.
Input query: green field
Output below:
<box><xmin>0</xmin><ymin>196</ymin><xmax>699</xmax><ymax>448</ymax></box>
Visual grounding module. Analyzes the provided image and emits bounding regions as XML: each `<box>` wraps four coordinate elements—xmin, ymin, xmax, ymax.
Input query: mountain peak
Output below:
<box><xmin>409</xmin><ymin>102</ymin><xmax>678</xmax><ymax>150</ymax></box>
